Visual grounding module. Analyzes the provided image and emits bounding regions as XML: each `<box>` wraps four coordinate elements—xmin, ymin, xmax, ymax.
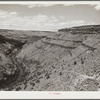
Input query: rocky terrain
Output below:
<box><xmin>0</xmin><ymin>25</ymin><xmax>100</xmax><ymax>91</ymax></box>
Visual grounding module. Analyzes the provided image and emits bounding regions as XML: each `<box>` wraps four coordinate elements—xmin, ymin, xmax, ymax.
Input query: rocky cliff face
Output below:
<box><xmin>0</xmin><ymin>25</ymin><xmax>100</xmax><ymax>91</ymax></box>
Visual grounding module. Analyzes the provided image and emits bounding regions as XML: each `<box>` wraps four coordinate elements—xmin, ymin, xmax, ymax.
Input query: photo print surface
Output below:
<box><xmin>0</xmin><ymin>3</ymin><xmax>100</xmax><ymax>91</ymax></box>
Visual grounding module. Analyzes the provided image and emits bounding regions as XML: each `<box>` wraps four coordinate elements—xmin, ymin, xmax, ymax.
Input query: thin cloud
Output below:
<box><xmin>94</xmin><ymin>4</ymin><xmax>100</xmax><ymax>10</ymax></box>
<box><xmin>20</xmin><ymin>4</ymin><xmax>75</xmax><ymax>8</ymax></box>
<box><xmin>0</xmin><ymin>10</ymin><xmax>95</xmax><ymax>31</ymax></box>
<box><xmin>19</xmin><ymin>4</ymin><xmax>55</xmax><ymax>8</ymax></box>
<box><xmin>90</xmin><ymin>4</ymin><xmax>100</xmax><ymax>10</ymax></box>
<box><xmin>29</xmin><ymin>4</ymin><xmax>55</xmax><ymax>8</ymax></box>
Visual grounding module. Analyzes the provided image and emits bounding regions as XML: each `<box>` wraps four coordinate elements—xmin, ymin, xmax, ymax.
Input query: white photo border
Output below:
<box><xmin>0</xmin><ymin>1</ymin><xmax>100</xmax><ymax>99</ymax></box>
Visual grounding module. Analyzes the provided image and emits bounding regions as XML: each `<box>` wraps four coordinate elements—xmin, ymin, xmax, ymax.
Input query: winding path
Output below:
<box><xmin>0</xmin><ymin>48</ymin><xmax>24</xmax><ymax>90</ymax></box>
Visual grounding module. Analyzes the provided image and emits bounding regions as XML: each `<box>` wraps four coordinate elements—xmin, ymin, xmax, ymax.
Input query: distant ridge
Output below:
<box><xmin>58</xmin><ymin>24</ymin><xmax>100</xmax><ymax>34</ymax></box>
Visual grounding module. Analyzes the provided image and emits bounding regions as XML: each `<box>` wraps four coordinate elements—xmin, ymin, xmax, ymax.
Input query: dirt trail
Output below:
<box><xmin>0</xmin><ymin>46</ymin><xmax>24</xmax><ymax>90</ymax></box>
<box><xmin>5</xmin><ymin>49</ymin><xmax>24</xmax><ymax>89</ymax></box>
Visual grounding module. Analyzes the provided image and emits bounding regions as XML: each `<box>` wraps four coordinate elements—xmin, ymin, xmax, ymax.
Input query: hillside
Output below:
<box><xmin>0</xmin><ymin>25</ymin><xmax>100</xmax><ymax>91</ymax></box>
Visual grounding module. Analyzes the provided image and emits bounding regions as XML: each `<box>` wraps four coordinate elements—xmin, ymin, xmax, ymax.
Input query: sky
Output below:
<box><xmin>0</xmin><ymin>3</ymin><xmax>100</xmax><ymax>31</ymax></box>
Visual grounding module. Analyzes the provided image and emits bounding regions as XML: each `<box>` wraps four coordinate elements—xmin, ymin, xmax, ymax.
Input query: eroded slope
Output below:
<box><xmin>0</xmin><ymin>25</ymin><xmax>100</xmax><ymax>91</ymax></box>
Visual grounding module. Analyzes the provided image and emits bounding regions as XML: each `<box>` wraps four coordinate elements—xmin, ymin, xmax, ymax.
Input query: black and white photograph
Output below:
<box><xmin>0</xmin><ymin>1</ymin><xmax>100</xmax><ymax>93</ymax></box>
